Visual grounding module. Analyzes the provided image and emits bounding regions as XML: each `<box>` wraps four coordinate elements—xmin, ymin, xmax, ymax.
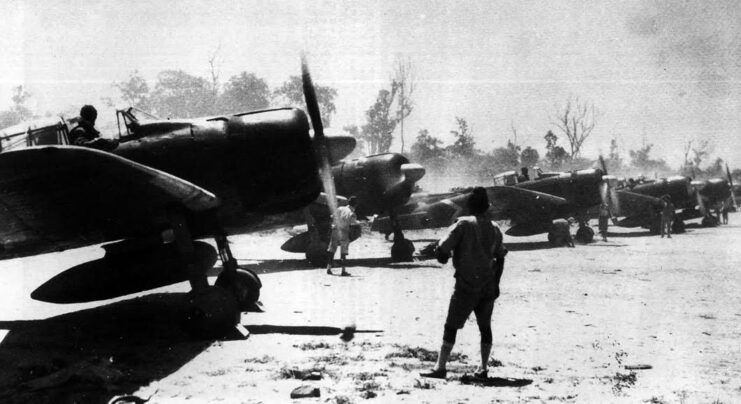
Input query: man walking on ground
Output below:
<box><xmin>326</xmin><ymin>196</ymin><xmax>359</xmax><ymax>276</ymax></box>
<box><xmin>421</xmin><ymin>187</ymin><xmax>507</xmax><ymax>380</ymax></box>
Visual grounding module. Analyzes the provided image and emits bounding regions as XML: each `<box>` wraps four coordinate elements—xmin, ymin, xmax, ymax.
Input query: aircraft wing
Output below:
<box><xmin>0</xmin><ymin>146</ymin><xmax>219</xmax><ymax>257</ymax></box>
<box><xmin>487</xmin><ymin>186</ymin><xmax>569</xmax><ymax>224</ymax></box>
<box><xmin>614</xmin><ymin>190</ymin><xmax>663</xmax><ymax>218</ymax></box>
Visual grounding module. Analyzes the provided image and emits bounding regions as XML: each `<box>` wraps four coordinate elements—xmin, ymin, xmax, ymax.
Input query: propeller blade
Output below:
<box><xmin>301</xmin><ymin>55</ymin><xmax>342</xmax><ymax>233</ymax></box>
<box><xmin>695</xmin><ymin>187</ymin><xmax>707</xmax><ymax>216</ymax></box>
<box><xmin>600</xmin><ymin>175</ymin><xmax>619</xmax><ymax>217</ymax></box>
<box><xmin>599</xmin><ymin>155</ymin><xmax>608</xmax><ymax>176</ymax></box>
<box><xmin>726</xmin><ymin>163</ymin><xmax>738</xmax><ymax>208</ymax></box>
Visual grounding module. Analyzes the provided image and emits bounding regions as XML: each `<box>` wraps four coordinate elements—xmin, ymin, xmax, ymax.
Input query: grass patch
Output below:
<box><xmin>610</xmin><ymin>371</ymin><xmax>637</xmax><ymax>394</ymax></box>
<box><xmin>352</xmin><ymin>371</ymin><xmax>387</xmax><ymax>381</ymax></box>
<box><xmin>243</xmin><ymin>355</ymin><xmax>273</xmax><ymax>364</ymax></box>
<box><xmin>294</xmin><ymin>341</ymin><xmax>333</xmax><ymax>350</ymax></box>
<box><xmin>385</xmin><ymin>345</ymin><xmax>467</xmax><ymax>362</ymax></box>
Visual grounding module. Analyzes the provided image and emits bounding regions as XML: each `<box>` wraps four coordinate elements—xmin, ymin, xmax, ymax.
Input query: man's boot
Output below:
<box><xmin>420</xmin><ymin>341</ymin><xmax>453</xmax><ymax>379</ymax></box>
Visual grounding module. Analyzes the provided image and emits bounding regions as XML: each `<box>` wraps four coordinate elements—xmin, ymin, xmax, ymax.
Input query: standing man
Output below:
<box><xmin>326</xmin><ymin>196</ymin><xmax>359</xmax><ymax>276</ymax></box>
<box><xmin>68</xmin><ymin>105</ymin><xmax>117</xmax><ymax>151</ymax></box>
<box><xmin>660</xmin><ymin>195</ymin><xmax>674</xmax><ymax>238</ymax></box>
<box><xmin>721</xmin><ymin>200</ymin><xmax>729</xmax><ymax>224</ymax></box>
<box><xmin>421</xmin><ymin>187</ymin><xmax>507</xmax><ymax>380</ymax></box>
<box><xmin>598</xmin><ymin>203</ymin><xmax>610</xmax><ymax>242</ymax></box>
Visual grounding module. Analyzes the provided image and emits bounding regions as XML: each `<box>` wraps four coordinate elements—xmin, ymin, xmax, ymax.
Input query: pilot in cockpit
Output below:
<box><xmin>68</xmin><ymin>105</ymin><xmax>118</xmax><ymax>151</ymax></box>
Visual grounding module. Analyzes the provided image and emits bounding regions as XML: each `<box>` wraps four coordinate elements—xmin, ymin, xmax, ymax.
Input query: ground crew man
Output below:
<box><xmin>660</xmin><ymin>195</ymin><xmax>674</xmax><ymax>238</ymax></box>
<box><xmin>326</xmin><ymin>196</ymin><xmax>359</xmax><ymax>276</ymax></box>
<box><xmin>421</xmin><ymin>187</ymin><xmax>507</xmax><ymax>380</ymax></box>
<box><xmin>68</xmin><ymin>105</ymin><xmax>117</xmax><ymax>151</ymax></box>
<box><xmin>721</xmin><ymin>200</ymin><xmax>729</xmax><ymax>224</ymax></box>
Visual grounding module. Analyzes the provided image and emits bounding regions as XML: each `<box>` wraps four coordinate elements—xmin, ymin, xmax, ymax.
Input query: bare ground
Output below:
<box><xmin>0</xmin><ymin>215</ymin><xmax>739</xmax><ymax>403</ymax></box>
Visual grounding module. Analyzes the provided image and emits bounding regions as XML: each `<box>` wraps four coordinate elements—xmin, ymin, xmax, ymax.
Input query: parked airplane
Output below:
<box><xmin>0</xmin><ymin>58</ymin><xmax>347</xmax><ymax>337</ymax></box>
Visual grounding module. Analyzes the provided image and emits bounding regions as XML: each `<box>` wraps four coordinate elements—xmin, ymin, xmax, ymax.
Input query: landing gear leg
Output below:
<box><xmin>389</xmin><ymin>214</ymin><xmax>414</xmax><ymax>262</ymax></box>
<box><xmin>168</xmin><ymin>213</ymin><xmax>240</xmax><ymax>339</ymax></box>
<box><xmin>214</xmin><ymin>233</ymin><xmax>263</xmax><ymax>313</ymax></box>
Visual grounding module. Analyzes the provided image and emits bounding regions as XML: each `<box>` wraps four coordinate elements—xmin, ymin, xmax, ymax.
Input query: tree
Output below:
<box><xmin>520</xmin><ymin>146</ymin><xmax>540</xmax><ymax>168</ymax></box>
<box><xmin>491</xmin><ymin>140</ymin><xmax>520</xmax><ymax>170</ymax></box>
<box><xmin>274</xmin><ymin>76</ymin><xmax>337</xmax><ymax>128</ymax></box>
<box><xmin>218</xmin><ymin>72</ymin><xmax>271</xmax><ymax>114</ymax></box>
<box><xmin>447</xmin><ymin>117</ymin><xmax>476</xmax><ymax>158</ymax></box>
<box><xmin>691</xmin><ymin>140</ymin><xmax>713</xmax><ymax>174</ymax></box>
<box><xmin>410</xmin><ymin>129</ymin><xmax>444</xmax><ymax>162</ymax></box>
<box><xmin>359</xmin><ymin>88</ymin><xmax>398</xmax><ymax>154</ymax></box>
<box><xmin>392</xmin><ymin>56</ymin><xmax>414</xmax><ymax>153</ymax></box>
<box><xmin>0</xmin><ymin>86</ymin><xmax>34</xmax><ymax>129</ymax></box>
<box><xmin>605</xmin><ymin>137</ymin><xmax>623</xmax><ymax>173</ymax></box>
<box><xmin>628</xmin><ymin>143</ymin><xmax>671</xmax><ymax>175</ymax></box>
<box><xmin>543</xmin><ymin>130</ymin><xmax>569</xmax><ymax>170</ymax></box>
<box><xmin>150</xmin><ymin>70</ymin><xmax>217</xmax><ymax>118</ymax></box>
<box><xmin>114</xmin><ymin>71</ymin><xmax>151</xmax><ymax>111</ymax></box>
<box><xmin>552</xmin><ymin>96</ymin><xmax>596</xmax><ymax>160</ymax></box>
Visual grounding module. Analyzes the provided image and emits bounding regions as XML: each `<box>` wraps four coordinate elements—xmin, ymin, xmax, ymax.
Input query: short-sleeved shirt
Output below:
<box><xmin>438</xmin><ymin>215</ymin><xmax>505</xmax><ymax>294</ymax></box>
<box><xmin>662</xmin><ymin>201</ymin><xmax>675</xmax><ymax>218</ymax></box>
<box><xmin>69</xmin><ymin>122</ymin><xmax>99</xmax><ymax>146</ymax></box>
<box><xmin>331</xmin><ymin>205</ymin><xmax>358</xmax><ymax>241</ymax></box>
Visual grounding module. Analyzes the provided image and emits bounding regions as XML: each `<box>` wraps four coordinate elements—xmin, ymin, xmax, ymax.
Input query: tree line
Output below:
<box><xmin>0</xmin><ymin>60</ymin><xmax>736</xmax><ymax>184</ymax></box>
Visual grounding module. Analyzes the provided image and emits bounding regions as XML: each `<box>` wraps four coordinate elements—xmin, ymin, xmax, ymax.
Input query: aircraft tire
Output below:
<box><xmin>182</xmin><ymin>286</ymin><xmax>240</xmax><ymax>339</ymax></box>
<box><xmin>701</xmin><ymin>216</ymin><xmax>719</xmax><ymax>227</ymax></box>
<box><xmin>672</xmin><ymin>218</ymin><xmax>685</xmax><ymax>234</ymax></box>
<box><xmin>547</xmin><ymin>231</ymin><xmax>557</xmax><ymax>245</ymax></box>
<box><xmin>391</xmin><ymin>238</ymin><xmax>414</xmax><ymax>262</ymax></box>
<box><xmin>575</xmin><ymin>226</ymin><xmax>594</xmax><ymax>243</ymax></box>
<box><xmin>215</xmin><ymin>268</ymin><xmax>261</xmax><ymax>312</ymax></box>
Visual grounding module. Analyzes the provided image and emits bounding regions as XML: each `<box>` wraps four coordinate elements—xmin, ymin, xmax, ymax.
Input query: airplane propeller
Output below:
<box><xmin>726</xmin><ymin>163</ymin><xmax>738</xmax><ymax>209</ymax></box>
<box><xmin>382</xmin><ymin>162</ymin><xmax>426</xmax><ymax>206</ymax></box>
<box><xmin>691</xmin><ymin>180</ymin><xmax>707</xmax><ymax>216</ymax></box>
<box><xmin>598</xmin><ymin>155</ymin><xmax>619</xmax><ymax>217</ymax></box>
<box><xmin>301</xmin><ymin>55</ymin><xmax>342</xmax><ymax>234</ymax></box>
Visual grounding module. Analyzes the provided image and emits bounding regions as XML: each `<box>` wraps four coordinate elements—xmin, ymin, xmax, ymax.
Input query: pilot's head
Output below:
<box><xmin>468</xmin><ymin>187</ymin><xmax>489</xmax><ymax>215</ymax></box>
<box><xmin>347</xmin><ymin>196</ymin><xmax>358</xmax><ymax>208</ymax></box>
<box><xmin>80</xmin><ymin>105</ymin><xmax>98</xmax><ymax>124</ymax></box>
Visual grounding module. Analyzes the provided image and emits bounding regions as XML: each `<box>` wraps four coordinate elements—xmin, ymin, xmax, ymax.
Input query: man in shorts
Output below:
<box><xmin>421</xmin><ymin>187</ymin><xmax>507</xmax><ymax>379</ymax></box>
<box><xmin>326</xmin><ymin>196</ymin><xmax>359</xmax><ymax>276</ymax></box>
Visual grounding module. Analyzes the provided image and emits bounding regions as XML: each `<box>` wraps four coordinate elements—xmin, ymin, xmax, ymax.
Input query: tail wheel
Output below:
<box><xmin>215</xmin><ymin>268</ymin><xmax>262</xmax><ymax>312</ymax></box>
<box><xmin>575</xmin><ymin>226</ymin><xmax>594</xmax><ymax>243</ymax></box>
<box><xmin>182</xmin><ymin>286</ymin><xmax>240</xmax><ymax>339</ymax></box>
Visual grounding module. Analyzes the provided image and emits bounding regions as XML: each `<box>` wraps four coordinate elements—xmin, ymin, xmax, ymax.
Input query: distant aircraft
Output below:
<box><xmin>612</xmin><ymin>173</ymin><xmax>733</xmax><ymax>231</ymax></box>
<box><xmin>280</xmin><ymin>152</ymin><xmax>425</xmax><ymax>265</ymax></box>
<box><xmin>0</xmin><ymin>58</ymin><xmax>350</xmax><ymax>337</ymax></box>
<box><xmin>372</xmin><ymin>163</ymin><xmax>618</xmax><ymax>244</ymax></box>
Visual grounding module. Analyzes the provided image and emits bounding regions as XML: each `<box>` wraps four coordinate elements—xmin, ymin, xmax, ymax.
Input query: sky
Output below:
<box><xmin>0</xmin><ymin>0</ymin><xmax>739</xmax><ymax>168</ymax></box>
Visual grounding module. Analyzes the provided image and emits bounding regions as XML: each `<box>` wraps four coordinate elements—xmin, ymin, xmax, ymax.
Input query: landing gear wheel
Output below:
<box><xmin>215</xmin><ymin>268</ymin><xmax>262</xmax><ymax>312</ymax></box>
<box><xmin>575</xmin><ymin>226</ymin><xmax>594</xmax><ymax>243</ymax></box>
<box><xmin>672</xmin><ymin>218</ymin><xmax>685</xmax><ymax>234</ymax></box>
<box><xmin>182</xmin><ymin>286</ymin><xmax>240</xmax><ymax>339</ymax></box>
<box><xmin>547</xmin><ymin>231</ymin><xmax>556</xmax><ymax>245</ymax></box>
<box><xmin>391</xmin><ymin>238</ymin><xmax>414</xmax><ymax>262</ymax></box>
<box><xmin>649</xmin><ymin>218</ymin><xmax>661</xmax><ymax>235</ymax></box>
<box><xmin>306</xmin><ymin>239</ymin><xmax>330</xmax><ymax>267</ymax></box>
<box><xmin>701</xmin><ymin>216</ymin><xmax>719</xmax><ymax>227</ymax></box>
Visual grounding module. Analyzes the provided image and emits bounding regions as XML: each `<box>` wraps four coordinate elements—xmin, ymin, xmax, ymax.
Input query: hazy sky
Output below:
<box><xmin>1</xmin><ymin>0</ymin><xmax>739</xmax><ymax>167</ymax></box>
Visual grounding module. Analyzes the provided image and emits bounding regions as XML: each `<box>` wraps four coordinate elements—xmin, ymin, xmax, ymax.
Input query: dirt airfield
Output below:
<box><xmin>0</xmin><ymin>215</ymin><xmax>739</xmax><ymax>403</ymax></box>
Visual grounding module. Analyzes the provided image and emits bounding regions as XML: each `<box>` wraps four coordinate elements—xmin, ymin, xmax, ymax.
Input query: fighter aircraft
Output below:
<box><xmin>611</xmin><ymin>173</ymin><xmax>733</xmax><ymax>231</ymax></box>
<box><xmin>372</xmin><ymin>162</ymin><xmax>618</xmax><ymax>244</ymax></box>
<box><xmin>0</xmin><ymin>58</ymin><xmax>350</xmax><ymax>337</ymax></box>
<box><xmin>279</xmin><ymin>152</ymin><xmax>425</xmax><ymax>265</ymax></box>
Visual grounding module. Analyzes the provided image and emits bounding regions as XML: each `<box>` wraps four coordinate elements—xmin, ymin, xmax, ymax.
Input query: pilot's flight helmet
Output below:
<box><xmin>80</xmin><ymin>105</ymin><xmax>98</xmax><ymax>122</ymax></box>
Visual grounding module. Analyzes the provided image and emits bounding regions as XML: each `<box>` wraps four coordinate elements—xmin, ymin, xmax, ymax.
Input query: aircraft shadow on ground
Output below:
<box><xmin>0</xmin><ymin>293</ymin><xmax>214</xmax><ymax>403</ymax></box>
<box><xmin>246</xmin><ymin>324</ymin><xmax>383</xmax><ymax>337</ymax></box>
<box><xmin>604</xmin><ymin>230</ymin><xmax>654</xmax><ymax>238</ymax></box>
<box><xmin>225</xmin><ymin>257</ymin><xmax>432</xmax><ymax>275</ymax></box>
<box><xmin>504</xmin><ymin>241</ymin><xmax>556</xmax><ymax>251</ymax></box>
<box><xmin>459</xmin><ymin>375</ymin><xmax>533</xmax><ymax>387</ymax></box>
